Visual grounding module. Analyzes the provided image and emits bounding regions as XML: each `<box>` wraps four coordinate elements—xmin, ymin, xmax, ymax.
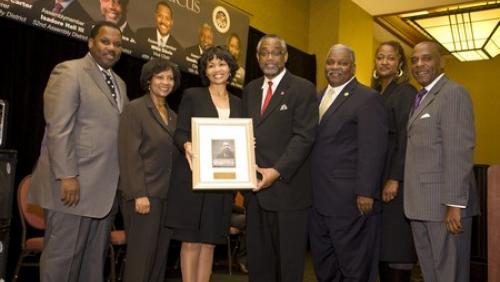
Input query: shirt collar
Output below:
<box><xmin>88</xmin><ymin>53</ymin><xmax>111</xmax><ymax>73</ymax></box>
<box><xmin>156</xmin><ymin>30</ymin><xmax>170</xmax><ymax>44</ymax></box>
<box><xmin>328</xmin><ymin>76</ymin><xmax>355</xmax><ymax>94</ymax></box>
<box><xmin>56</xmin><ymin>0</ymin><xmax>73</xmax><ymax>9</ymax></box>
<box><xmin>119</xmin><ymin>21</ymin><xmax>128</xmax><ymax>32</ymax></box>
<box><xmin>261</xmin><ymin>68</ymin><xmax>287</xmax><ymax>90</ymax></box>
<box><xmin>423</xmin><ymin>73</ymin><xmax>445</xmax><ymax>93</ymax></box>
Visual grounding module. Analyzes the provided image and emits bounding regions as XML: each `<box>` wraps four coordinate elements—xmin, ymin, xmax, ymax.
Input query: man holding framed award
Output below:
<box><xmin>241</xmin><ymin>34</ymin><xmax>318</xmax><ymax>282</ymax></box>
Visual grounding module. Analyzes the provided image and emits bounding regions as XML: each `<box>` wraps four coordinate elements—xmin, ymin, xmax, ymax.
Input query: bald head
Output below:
<box><xmin>411</xmin><ymin>41</ymin><xmax>444</xmax><ymax>87</ymax></box>
<box><xmin>324</xmin><ymin>43</ymin><xmax>356</xmax><ymax>87</ymax></box>
<box><xmin>327</xmin><ymin>44</ymin><xmax>355</xmax><ymax>64</ymax></box>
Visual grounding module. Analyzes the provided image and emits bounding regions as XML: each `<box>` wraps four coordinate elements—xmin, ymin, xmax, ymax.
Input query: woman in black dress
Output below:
<box><xmin>371</xmin><ymin>41</ymin><xmax>417</xmax><ymax>282</ymax></box>
<box><xmin>165</xmin><ymin>46</ymin><xmax>240</xmax><ymax>282</ymax></box>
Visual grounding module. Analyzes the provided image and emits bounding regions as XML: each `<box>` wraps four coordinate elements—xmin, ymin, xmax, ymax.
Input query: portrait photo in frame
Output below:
<box><xmin>191</xmin><ymin>117</ymin><xmax>256</xmax><ymax>190</ymax></box>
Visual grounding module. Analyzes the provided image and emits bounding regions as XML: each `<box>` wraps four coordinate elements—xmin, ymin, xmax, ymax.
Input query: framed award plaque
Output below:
<box><xmin>191</xmin><ymin>117</ymin><xmax>256</xmax><ymax>190</ymax></box>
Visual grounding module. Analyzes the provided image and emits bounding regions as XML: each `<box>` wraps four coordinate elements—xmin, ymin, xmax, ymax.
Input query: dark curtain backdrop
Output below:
<box><xmin>0</xmin><ymin>18</ymin><xmax>315</xmax><ymax>279</ymax></box>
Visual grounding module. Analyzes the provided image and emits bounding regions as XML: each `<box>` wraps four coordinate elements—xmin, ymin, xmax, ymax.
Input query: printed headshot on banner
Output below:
<box><xmin>1</xmin><ymin>0</ymin><xmax>249</xmax><ymax>87</ymax></box>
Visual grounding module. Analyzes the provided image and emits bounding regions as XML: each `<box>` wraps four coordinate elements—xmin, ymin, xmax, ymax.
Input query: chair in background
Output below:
<box><xmin>13</xmin><ymin>175</ymin><xmax>45</xmax><ymax>281</ymax></box>
<box><xmin>226</xmin><ymin>225</ymin><xmax>242</xmax><ymax>275</ymax></box>
<box><xmin>226</xmin><ymin>192</ymin><xmax>246</xmax><ymax>275</ymax></box>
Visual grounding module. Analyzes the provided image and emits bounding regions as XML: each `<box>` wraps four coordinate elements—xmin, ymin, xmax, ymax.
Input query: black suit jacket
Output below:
<box><xmin>242</xmin><ymin>70</ymin><xmax>318</xmax><ymax>211</ymax></box>
<box><xmin>381</xmin><ymin>81</ymin><xmax>416</xmax><ymax>181</ymax></box>
<box><xmin>165</xmin><ymin>87</ymin><xmax>241</xmax><ymax>230</ymax></box>
<box><xmin>32</xmin><ymin>0</ymin><xmax>92</xmax><ymax>23</ymax></box>
<box><xmin>311</xmin><ymin>78</ymin><xmax>388</xmax><ymax>217</ymax></box>
<box><xmin>135</xmin><ymin>27</ymin><xmax>186</xmax><ymax>64</ymax></box>
<box><xmin>118</xmin><ymin>95</ymin><xmax>179</xmax><ymax>201</ymax></box>
<box><xmin>121</xmin><ymin>22</ymin><xmax>136</xmax><ymax>43</ymax></box>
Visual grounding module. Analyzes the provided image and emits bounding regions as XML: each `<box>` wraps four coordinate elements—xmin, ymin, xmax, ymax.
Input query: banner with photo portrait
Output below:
<box><xmin>0</xmin><ymin>0</ymin><xmax>249</xmax><ymax>88</ymax></box>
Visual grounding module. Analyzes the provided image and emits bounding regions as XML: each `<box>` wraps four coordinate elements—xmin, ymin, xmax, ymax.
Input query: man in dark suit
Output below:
<box><xmin>185</xmin><ymin>23</ymin><xmax>214</xmax><ymax>74</ymax></box>
<box><xmin>99</xmin><ymin>0</ymin><xmax>136</xmax><ymax>48</ymax></box>
<box><xmin>404</xmin><ymin>41</ymin><xmax>479</xmax><ymax>282</ymax></box>
<box><xmin>32</xmin><ymin>0</ymin><xmax>92</xmax><ymax>23</ymax></box>
<box><xmin>29</xmin><ymin>22</ymin><xmax>127</xmax><ymax>282</ymax></box>
<box><xmin>309</xmin><ymin>44</ymin><xmax>388</xmax><ymax>282</ymax></box>
<box><xmin>136</xmin><ymin>1</ymin><xmax>185</xmax><ymax>64</ymax></box>
<box><xmin>242</xmin><ymin>34</ymin><xmax>318</xmax><ymax>282</ymax></box>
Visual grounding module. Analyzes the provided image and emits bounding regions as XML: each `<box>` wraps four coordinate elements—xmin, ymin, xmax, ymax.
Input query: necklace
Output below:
<box><xmin>153</xmin><ymin>101</ymin><xmax>169</xmax><ymax>125</ymax></box>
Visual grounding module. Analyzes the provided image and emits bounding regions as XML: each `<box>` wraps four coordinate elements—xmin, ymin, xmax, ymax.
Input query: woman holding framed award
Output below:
<box><xmin>165</xmin><ymin>46</ymin><xmax>241</xmax><ymax>282</ymax></box>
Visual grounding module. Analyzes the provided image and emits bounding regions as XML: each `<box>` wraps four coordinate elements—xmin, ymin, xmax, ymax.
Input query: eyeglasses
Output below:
<box><xmin>258</xmin><ymin>50</ymin><xmax>285</xmax><ymax>57</ymax></box>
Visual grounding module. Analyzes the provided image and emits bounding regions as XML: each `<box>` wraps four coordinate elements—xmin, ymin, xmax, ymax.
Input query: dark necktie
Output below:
<box><xmin>411</xmin><ymin>88</ymin><xmax>427</xmax><ymax>114</ymax></box>
<box><xmin>52</xmin><ymin>2</ymin><xmax>63</xmax><ymax>13</ymax></box>
<box><xmin>102</xmin><ymin>71</ymin><xmax>118</xmax><ymax>103</ymax></box>
<box><xmin>261</xmin><ymin>81</ymin><xmax>273</xmax><ymax>115</ymax></box>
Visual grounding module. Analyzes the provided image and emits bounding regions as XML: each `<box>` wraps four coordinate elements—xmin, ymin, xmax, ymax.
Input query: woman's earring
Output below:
<box><xmin>372</xmin><ymin>70</ymin><xmax>379</xmax><ymax>80</ymax></box>
<box><xmin>397</xmin><ymin>68</ymin><xmax>404</xmax><ymax>78</ymax></box>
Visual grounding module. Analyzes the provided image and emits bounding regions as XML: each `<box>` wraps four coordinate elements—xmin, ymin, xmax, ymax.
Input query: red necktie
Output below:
<box><xmin>261</xmin><ymin>81</ymin><xmax>273</xmax><ymax>115</ymax></box>
<box><xmin>52</xmin><ymin>2</ymin><xmax>63</xmax><ymax>13</ymax></box>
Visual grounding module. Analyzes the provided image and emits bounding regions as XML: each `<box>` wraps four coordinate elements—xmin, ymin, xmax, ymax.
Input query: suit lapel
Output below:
<box><xmin>83</xmin><ymin>54</ymin><xmax>120</xmax><ymax>112</ymax></box>
<box><xmin>112</xmin><ymin>69</ymin><xmax>127</xmax><ymax>109</ymax></box>
<box><xmin>144</xmin><ymin>95</ymin><xmax>173</xmax><ymax>136</ymax></box>
<box><xmin>249</xmin><ymin>77</ymin><xmax>264</xmax><ymax>122</ymax></box>
<box><xmin>408</xmin><ymin>75</ymin><xmax>448</xmax><ymax>128</ymax></box>
<box><xmin>228</xmin><ymin>94</ymin><xmax>239</xmax><ymax>118</ymax></box>
<box><xmin>319</xmin><ymin>79</ymin><xmax>357</xmax><ymax>125</ymax></box>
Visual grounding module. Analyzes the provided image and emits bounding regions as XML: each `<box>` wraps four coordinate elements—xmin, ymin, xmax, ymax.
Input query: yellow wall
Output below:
<box><xmin>308</xmin><ymin>0</ymin><xmax>340</xmax><ymax>89</ymax></box>
<box><xmin>226</xmin><ymin>0</ymin><xmax>374</xmax><ymax>89</ymax></box>
<box><xmin>225</xmin><ymin>0</ymin><xmax>499</xmax><ymax>164</ymax></box>
<box><xmin>307</xmin><ymin>0</ymin><xmax>374</xmax><ymax>88</ymax></box>
<box><xmin>337</xmin><ymin>0</ymin><xmax>374</xmax><ymax>86</ymax></box>
<box><xmin>445</xmin><ymin>55</ymin><xmax>500</xmax><ymax>164</ymax></box>
<box><xmin>223</xmin><ymin>0</ymin><xmax>310</xmax><ymax>51</ymax></box>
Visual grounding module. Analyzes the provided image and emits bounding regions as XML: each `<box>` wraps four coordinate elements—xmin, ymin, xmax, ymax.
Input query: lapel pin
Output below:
<box><xmin>344</xmin><ymin>92</ymin><xmax>350</xmax><ymax>97</ymax></box>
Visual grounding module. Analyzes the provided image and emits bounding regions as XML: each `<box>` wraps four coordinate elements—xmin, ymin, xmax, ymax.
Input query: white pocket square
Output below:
<box><xmin>420</xmin><ymin>113</ymin><xmax>431</xmax><ymax>119</ymax></box>
<box><xmin>280</xmin><ymin>104</ymin><xmax>288</xmax><ymax>111</ymax></box>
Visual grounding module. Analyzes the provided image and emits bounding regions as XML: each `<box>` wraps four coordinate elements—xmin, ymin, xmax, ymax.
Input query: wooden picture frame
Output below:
<box><xmin>191</xmin><ymin>117</ymin><xmax>256</xmax><ymax>190</ymax></box>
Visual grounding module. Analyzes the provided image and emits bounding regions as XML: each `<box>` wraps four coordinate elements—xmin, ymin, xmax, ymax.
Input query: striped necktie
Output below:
<box><xmin>411</xmin><ymin>88</ymin><xmax>427</xmax><ymax>114</ymax></box>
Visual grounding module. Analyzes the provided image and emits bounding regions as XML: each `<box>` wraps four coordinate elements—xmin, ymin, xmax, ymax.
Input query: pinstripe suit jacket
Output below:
<box><xmin>404</xmin><ymin>75</ymin><xmax>479</xmax><ymax>221</ymax></box>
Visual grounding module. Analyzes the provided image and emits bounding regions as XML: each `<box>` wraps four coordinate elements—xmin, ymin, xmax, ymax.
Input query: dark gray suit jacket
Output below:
<box><xmin>404</xmin><ymin>75</ymin><xmax>480</xmax><ymax>221</ymax></box>
<box><xmin>118</xmin><ymin>94</ymin><xmax>178</xmax><ymax>201</ymax></box>
<box><xmin>29</xmin><ymin>53</ymin><xmax>127</xmax><ymax>218</ymax></box>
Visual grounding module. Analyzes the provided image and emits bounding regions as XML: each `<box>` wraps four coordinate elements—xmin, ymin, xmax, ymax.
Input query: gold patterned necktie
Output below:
<box><xmin>319</xmin><ymin>88</ymin><xmax>335</xmax><ymax>120</ymax></box>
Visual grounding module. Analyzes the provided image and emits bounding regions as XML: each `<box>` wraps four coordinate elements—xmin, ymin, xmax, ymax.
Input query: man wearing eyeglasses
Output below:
<box><xmin>241</xmin><ymin>34</ymin><xmax>318</xmax><ymax>282</ymax></box>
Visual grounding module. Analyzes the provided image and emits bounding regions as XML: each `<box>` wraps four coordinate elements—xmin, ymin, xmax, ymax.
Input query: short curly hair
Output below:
<box><xmin>197</xmin><ymin>46</ymin><xmax>238</xmax><ymax>86</ymax></box>
<box><xmin>140</xmin><ymin>58</ymin><xmax>181</xmax><ymax>92</ymax></box>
